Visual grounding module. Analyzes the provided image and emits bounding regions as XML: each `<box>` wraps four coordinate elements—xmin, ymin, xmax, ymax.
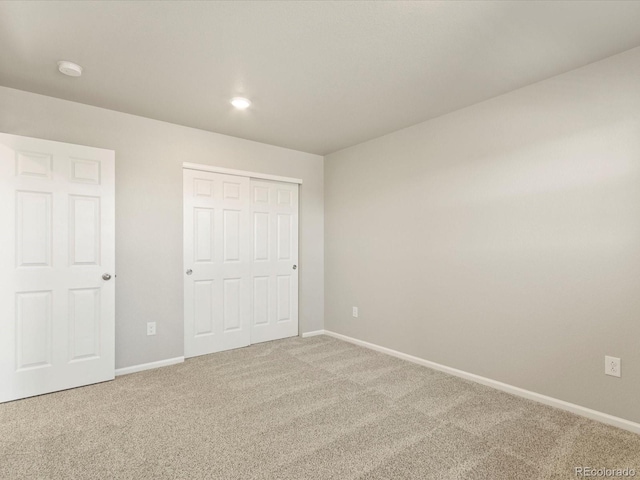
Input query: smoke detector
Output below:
<box><xmin>57</xmin><ymin>61</ymin><xmax>83</xmax><ymax>77</ymax></box>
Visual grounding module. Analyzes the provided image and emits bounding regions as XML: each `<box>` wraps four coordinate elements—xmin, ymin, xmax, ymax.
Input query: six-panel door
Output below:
<box><xmin>250</xmin><ymin>179</ymin><xmax>299</xmax><ymax>344</ymax></box>
<box><xmin>0</xmin><ymin>133</ymin><xmax>115</xmax><ymax>403</ymax></box>
<box><xmin>183</xmin><ymin>169</ymin><xmax>252</xmax><ymax>357</ymax></box>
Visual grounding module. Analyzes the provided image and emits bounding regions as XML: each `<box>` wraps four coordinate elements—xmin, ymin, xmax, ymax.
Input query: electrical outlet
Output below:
<box><xmin>147</xmin><ymin>322</ymin><xmax>156</xmax><ymax>336</ymax></box>
<box><xmin>352</xmin><ymin>307</ymin><xmax>359</xmax><ymax>318</ymax></box>
<box><xmin>605</xmin><ymin>356</ymin><xmax>621</xmax><ymax>378</ymax></box>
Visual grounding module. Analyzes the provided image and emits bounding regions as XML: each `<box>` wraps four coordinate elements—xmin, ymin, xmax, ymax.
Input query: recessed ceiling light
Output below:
<box><xmin>230</xmin><ymin>97</ymin><xmax>251</xmax><ymax>110</ymax></box>
<box><xmin>57</xmin><ymin>61</ymin><xmax>83</xmax><ymax>77</ymax></box>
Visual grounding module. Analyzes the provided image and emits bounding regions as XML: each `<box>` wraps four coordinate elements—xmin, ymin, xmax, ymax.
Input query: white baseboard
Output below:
<box><xmin>301</xmin><ymin>329</ymin><xmax>326</xmax><ymax>338</ymax></box>
<box><xmin>322</xmin><ymin>330</ymin><xmax>640</xmax><ymax>435</ymax></box>
<box><xmin>115</xmin><ymin>356</ymin><xmax>184</xmax><ymax>376</ymax></box>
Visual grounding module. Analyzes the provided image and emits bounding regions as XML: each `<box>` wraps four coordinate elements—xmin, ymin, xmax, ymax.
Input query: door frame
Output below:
<box><xmin>182</xmin><ymin>162</ymin><xmax>303</xmax><ymax>185</ymax></box>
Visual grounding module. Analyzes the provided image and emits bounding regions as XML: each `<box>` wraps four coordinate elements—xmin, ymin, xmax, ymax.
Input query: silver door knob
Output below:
<box><xmin>186</xmin><ymin>269</ymin><xmax>193</xmax><ymax>275</ymax></box>
<box><xmin>293</xmin><ymin>265</ymin><xmax>297</xmax><ymax>270</ymax></box>
<box><xmin>102</xmin><ymin>273</ymin><xmax>112</xmax><ymax>281</ymax></box>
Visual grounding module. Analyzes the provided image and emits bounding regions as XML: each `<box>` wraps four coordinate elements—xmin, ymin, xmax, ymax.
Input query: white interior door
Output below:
<box><xmin>250</xmin><ymin>179</ymin><xmax>299</xmax><ymax>344</ymax></box>
<box><xmin>0</xmin><ymin>133</ymin><xmax>115</xmax><ymax>403</ymax></box>
<box><xmin>183</xmin><ymin>169</ymin><xmax>251</xmax><ymax>358</ymax></box>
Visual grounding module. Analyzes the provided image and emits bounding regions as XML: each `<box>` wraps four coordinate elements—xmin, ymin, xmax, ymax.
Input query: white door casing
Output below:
<box><xmin>0</xmin><ymin>133</ymin><xmax>115</xmax><ymax>403</ymax></box>
<box><xmin>250</xmin><ymin>179</ymin><xmax>299</xmax><ymax>344</ymax></box>
<box><xmin>183</xmin><ymin>169</ymin><xmax>251</xmax><ymax>357</ymax></box>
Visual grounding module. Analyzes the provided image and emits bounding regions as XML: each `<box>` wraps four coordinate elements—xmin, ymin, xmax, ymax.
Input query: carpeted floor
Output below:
<box><xmin>1</xmin><ymin>335</ymin><xmax>639</xmax><ymax>479</ymax></box>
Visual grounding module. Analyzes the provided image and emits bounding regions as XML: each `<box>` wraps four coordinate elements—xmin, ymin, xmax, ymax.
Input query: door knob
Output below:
<box><xmin>186</xmin><ymin>269</ymin><xmax>193</xmax><ymax>275</ymax></box>
<box><xmin>293</xmin><ymin>265</ymin><xmax>297</xmax><ymax>270</ymax></box>
<box><xmin>102</xmin><ymin>273</ymin><xmax>112</xmax><ymax>281</ymax></box>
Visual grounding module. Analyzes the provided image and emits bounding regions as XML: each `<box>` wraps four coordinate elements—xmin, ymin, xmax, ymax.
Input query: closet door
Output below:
<box><xmin>183</xmin><ymin>169</ymin><xmax>251</xmax><ymax>358</ymax></box>
<box><xmin>250</xmin><ymin>179</ymin><xmax>299</xmax><ymax>344</ymax></box>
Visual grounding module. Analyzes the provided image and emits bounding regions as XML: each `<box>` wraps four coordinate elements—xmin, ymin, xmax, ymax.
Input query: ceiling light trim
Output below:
<box><xmin>230</xmin><ymin>97</ymin><xmax>251</xmax><ymax>110</ymax></box>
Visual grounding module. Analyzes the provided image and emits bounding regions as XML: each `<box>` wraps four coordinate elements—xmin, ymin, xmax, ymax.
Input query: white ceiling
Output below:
<box><xmin>2</xmin><ymin>1</ymin><xmax>640</xmax><ymax>155</ymax></box>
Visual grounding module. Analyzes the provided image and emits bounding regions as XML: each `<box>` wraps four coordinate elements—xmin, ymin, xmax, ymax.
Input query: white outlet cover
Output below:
<box><xmin>352</xmin><ymin>307</ymin><xmax>358</xmax><ymax>318</ymax></box>
<box><xmin>605</xmin><ymin>356</ymin><xmax>621</xmax><ymax>378</ymax></box>
<box><xmin>147</xmin><ymin>322</ymin><xmax>156</xmax><ymax>336</ymax></box>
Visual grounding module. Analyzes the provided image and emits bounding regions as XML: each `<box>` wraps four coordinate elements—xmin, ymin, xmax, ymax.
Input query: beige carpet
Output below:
<box><xmin>1</xmin><ymin>335</ymin><xmax>639</xmax><ymax>479</ymax></box>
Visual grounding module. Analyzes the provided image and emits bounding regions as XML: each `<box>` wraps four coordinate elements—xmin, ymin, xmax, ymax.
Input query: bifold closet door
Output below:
<box><xmin>0</xmin><ymin>133</ymin><xmax>115</xmax><ymax>403</ymax></box>
<box><xmin>250</xmin><ymin>179</ymin><xmax>299</xmax><ymax>344</ymax></box>
<box><xmin>183</xmin><ymin>169</ymin><xmax>251</xmax><ymax>358</ymax></box>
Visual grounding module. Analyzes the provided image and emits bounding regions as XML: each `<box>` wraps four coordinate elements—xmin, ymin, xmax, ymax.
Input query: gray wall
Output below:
<box><xmin>0</xmin><ymin>86</ymin><xmax>324</xmax><ymax>369</ymax></box>
<box><xmin>325</xmin><ymin>47</ymin><xmax>640</xmax><ymax>423</ymax></box>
